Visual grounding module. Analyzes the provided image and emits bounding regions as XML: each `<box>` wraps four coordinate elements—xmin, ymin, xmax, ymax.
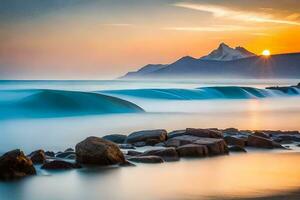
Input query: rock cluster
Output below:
<box><xmin>1</xmin><ymin>128</ymin><xmax>299</xmax><ymax>181</ymax></box>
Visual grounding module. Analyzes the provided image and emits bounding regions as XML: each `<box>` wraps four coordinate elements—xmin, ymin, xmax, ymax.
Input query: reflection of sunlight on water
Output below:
<box><xmin>247</xmin><ymin>100</ymin><xmax>261</xmax><ymax>130</ymax></box>
<box><xmin>2</xmin><ymin>152</ymin><xmax>300</xmax><ymax>200</ymax></box>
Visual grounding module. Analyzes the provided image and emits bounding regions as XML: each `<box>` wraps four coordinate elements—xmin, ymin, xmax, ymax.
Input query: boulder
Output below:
<box><xmin>0</xmin><ymin>149</ymin><xmax>36</xmax><ymax>181</ymax></box>
<box><xmin>168</xmin><ymin>130</ymin><xmax>186</xmax><ymax>139</ymax></box>
<box><xmin>165</xmin><ymin>135</ymin><xmax>201</xmax><ymax>147</ymax></box>
<box><xmin>194</xmin><ymin>138</ymin><xmax>228</xmax><ymax>155</ymax></box>
<box><xmin>224</xmin><ymin>136</ymin><xmax>246</xmax><ymax>147</ymax></box>
<box><xmin>128</xmin><ymin>156</ymin><xmax>164</xmax><ymax>163</ymax></box>
<box><xmin>42</xmin><ymin>160</ymin><xmax>81</xmax><ymax>170</ymax></box>
<box><xmin>141</xmin><ymin>148</ymin><xmax>179</xmax><ymax>161</ymax></box>
<box><xmin>145</xmin><ymin>139</ymin><xmax>161</xmax><ymax>146</ymax></box>
<box><xmin>45</xmin><ymin>151</ymin><xmax>55</xmax><ymax>157</ymax></box>
<box><xmin>102</xmin><ymin>134</ymin><xmax>127</xmax><ymax>144</ymax></box>
<box><xmin>222</xmin><ymin>128</ymin><xmax>239</xmax><ymax>135</ymax></box>
<box><xmin>253</xmin><ymin>131</ymin><xmax>270</xmax><ymax>139</ymax></box>
<box><xmin>247</xmin><ymin>135</ymin><xmax>283</xmax><ymax>149</ymax></box>
<box><xmin>29</xmin><ymin>149</ymin><xmax>46</xmax><ymax>164</ymax></box>
<box><xmin>75</xmin><ymin>136</ymin><xmax>125</xmax><ymax>165</ymax></box>
<box><xmin>176</xmin><ymin>144</ymin><xmax>208</xmax><ymax>157</ymax></box>
<box><xmin>228</xmin><ymin>146</ymin><xmax>247</xmax><ymax>152</ymax></box>
<box><xmin>125</xmin><ymin>129</ymin><xmax>167</xmax><ymax>144</ymax></box>
<box><xmin>186</xmin><ymin>128</ymin><xmax>223</xmax><ymax>138</ymax></box>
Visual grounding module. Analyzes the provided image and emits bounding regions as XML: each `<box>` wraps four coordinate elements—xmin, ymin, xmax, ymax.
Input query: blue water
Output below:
<box><xmin>0</xmin><ymin>79</ymin><xmax>300</xmax><ymax>200</ymax></box>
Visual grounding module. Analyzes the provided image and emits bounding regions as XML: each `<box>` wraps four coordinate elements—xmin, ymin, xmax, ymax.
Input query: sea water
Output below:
<box><xmin>0</xmin><ymin>79</ymin><xmax>300</xmax><ymax>200</ymax></box>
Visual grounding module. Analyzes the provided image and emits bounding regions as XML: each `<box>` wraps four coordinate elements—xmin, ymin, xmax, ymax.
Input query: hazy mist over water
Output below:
<box><xmin>0</xmin><ymin>79</ymin><xmax>300</xmax><ymax>200</ymax></box>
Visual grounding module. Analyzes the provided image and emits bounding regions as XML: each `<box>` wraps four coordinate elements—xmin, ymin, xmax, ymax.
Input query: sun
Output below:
<box><xmin>262</xmin><ymin>49</ymin><xmax>271</xmax><ymax>56</ymax></box>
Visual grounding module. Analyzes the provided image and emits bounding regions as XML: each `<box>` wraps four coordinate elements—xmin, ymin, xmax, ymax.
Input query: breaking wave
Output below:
<box><xmin>99</xmin><ymin>86</ymin><xmax>300</xmax><ymax>100</ymax></box>
<box><xmin>0</xmin><ymin>89</ymin><xmax>144</xmax><ymax>118</ymax></box>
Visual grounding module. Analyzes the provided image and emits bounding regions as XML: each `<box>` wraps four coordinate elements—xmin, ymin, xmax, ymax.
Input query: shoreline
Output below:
<box><xmin>1</xmin><ymin>127</ymin><xmax>300</xmax><ymax>181</ymax></box>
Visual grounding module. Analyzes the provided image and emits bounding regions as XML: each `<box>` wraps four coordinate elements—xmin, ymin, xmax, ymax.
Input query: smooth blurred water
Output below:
<box><xmin>0</xmin><ymin>79</ymin><xmax>300</xmax><ymax>200</ymax></box>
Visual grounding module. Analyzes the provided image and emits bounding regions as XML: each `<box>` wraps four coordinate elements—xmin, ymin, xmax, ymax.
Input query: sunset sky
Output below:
<box><xmin>1</xmin><ymin>0</ymin><xmax>300</xmax><ymax>79</ymax></box>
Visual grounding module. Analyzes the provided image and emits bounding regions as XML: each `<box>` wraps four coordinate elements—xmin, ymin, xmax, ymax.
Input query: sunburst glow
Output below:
<box><xmin>262</xmin><ymin>49</ymin><xmax>271</xmax><ymax>56</ymax></box>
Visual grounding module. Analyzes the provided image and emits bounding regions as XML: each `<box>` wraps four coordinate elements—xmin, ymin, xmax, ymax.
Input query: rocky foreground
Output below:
<box><xmin>1</xmin><ymin>128</ymin><xmax>300</xmax><ymax>181</ymax></box>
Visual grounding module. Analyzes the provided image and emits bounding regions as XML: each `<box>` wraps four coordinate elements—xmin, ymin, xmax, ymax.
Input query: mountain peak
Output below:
<box><xmin>201</xmin><ymin>43</ymin><xmax>256</xmax><ymax>61</ymax></box>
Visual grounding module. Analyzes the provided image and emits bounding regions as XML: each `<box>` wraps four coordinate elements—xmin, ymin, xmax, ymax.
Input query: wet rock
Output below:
<box><xmin>186</xmin><ymin>128</ymin><xmax>223</xmax><ymax>138</ymax></box>
<box><xmin>127</xmin><ymin>150</ymin><xmax>143</xmax><ymax>156</ymax></box>
<box><xmin>141</xmin><ymin>148</ymin><xmax>179</xmax><ymax>161</ymax></box>
<box><xmin>168</xmin><ymin>130</ymin><xmax>186</xmax><ymax>139</ymax></box>
<box><xmin>228</xmin><ymin>145</ymin><xmax>247</xmax><ymax>152</ymax></box>
<box><xmin>29</xmin><ymin>149</ymin><xmax>46</xmax><ymax>164</ymax></box>
<box><xmin>194</xmin><ymin>138</ymin><xmax>228</xmax><ymax>155</ymax></box>
<box><xmin>176</xmin><ymin>144</ymin><xmax>208</xmax><ymax>157</ymax></box>
<box><xmin>64</xmin><ymin>148</ymin><xmax>74</xmax><ymax>152</ymax></box>
<box><xmin>119</xmin><ymin>144</ymin><xmax>135</xmax><ymax>149</ymax></box>
<box><xmin>126</xmin><ymin>129</ymin><xmax>167</xmax><ymax>144</ymax></box>
<box><xmin>247</xmin><ymin>135</ymin><xmax>283</xmax><ymax>149</ymax></box>
<box><xmin>56</xmin><ymin>152</ymin><xmax>76</xmax><ymax>159</ymax></box>
<box><xmin>45</xmin><ymin>151</ymin><xmax>55</xmax><ymax>157</ymax></box>
<box><xmin>222</xmin><ymin>128</ymin><xmax>240</xmax><ymax>135</ymax></box>
<box><xmin>154</xmin><ymin>142</ymin><xmax>166</xmax><ymax>147</ymax></box>
<box><xmin>224</xmin><ymin>136</ymin><xmax>246</xmax><ymax>147</ymax></box>
<box><xmin>128</xmin><ymin>156</ymin><xmax>164</xmax><ymax>163</ymax></box>
<box><xmin>120</xmin><ymin>160</ymin><xmax>136</xmax><ymax>167</ymax></box>
<box><xmin>76</xmin><ymin>136</ymin><xmax>125</xmax><ymax>165</ymax></box>
<box><xmin>145</xmin><ymin>139</ymin><xmax>161</xmax><ymax>146</ymax></box>
<box><xmin>165</xmin><ymin>135</ymin><xmax>201</xmax><ymax>147</ymax></box>
<box><xmin>0</xmin><ymin>149</ymin><xmax>36</xmax><ymax>181</ymax></box>
<box><xmin>253</xmin><ymin>131</ymin><xmax>270</xmax><ymax>139</ymax></box>
<box><xmin>133</xmin><ymin>141</ymin><xmax>146</xmax><ymax>147</ymax></box>
<box><xmin>103</xmin><ymin>134</ymin><xmax>127</xmax><ymax>144</ymax></box>
<box><xmin>42</xmin><ymin>160</ymin><xmax>81</xmax><ymax>170</ymax></box>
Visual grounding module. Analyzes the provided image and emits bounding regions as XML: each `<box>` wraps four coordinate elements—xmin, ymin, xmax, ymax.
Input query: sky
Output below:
<box><xmin>1</xmin><ymin>0</ymin><xmax>300</xmax><ymax>79</ymax></box>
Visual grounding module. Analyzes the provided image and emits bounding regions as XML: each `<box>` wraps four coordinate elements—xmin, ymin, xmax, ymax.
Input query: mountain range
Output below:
<box><xmin>121</xmin><ymin>43</ymin><xmax>300</xmax><ymax>79</ymax></box>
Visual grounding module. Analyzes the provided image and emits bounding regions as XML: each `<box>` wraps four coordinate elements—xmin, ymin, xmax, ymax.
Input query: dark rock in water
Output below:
<box><xmin>141</xmin><ymin>148</ymin><xmax>179</xmax><ymax>161</ymax></box>
<box><xmin>75</xmin><ymin>136</ymin><xmax>125</xmax><ymax>165</ymax></box>
<box><xmin>165</xmin><ymin>135</ymin><xmax>201</xmax><ymax>147</ymax></box>
<box><xmin>42</xmin><ymin>160</ymin><xmax>81</xmax><ymax>170</ymax></box>
<box><xmin>127</xmin><ymin>150</ymin><xmax>143</xmax><ymax>156</ymax></box>
<box><xmin>253</xmin><ymin>131</ymin><xmax>270</xmax><ymax>139</ymax></box>
<box><xmin>133</xmin><ymin>141</ymin><xmax>147</xmax><ymax>147</ymax></box>
<box><xmin>45</xmin><ymin>151</ymin><xmax>55</xmax><ymax>157</ymax></box>
<box><xmin>0</xmin><ymin>149</ymin><xmax>36</xmax><ymax>181</ymax></box>
<box><xmin>103</xmin><ymin>134</ymin><xmax>127</xmax><ymax>144</ymax></box>
<box><xmin>222</xmin><ymin>128</ymin><xmax>240</xmax><ymax>135</ymax></box>
<box><xmin>125</xmin><ymin>129</ymin><xmax>167</xmax><ymax>144</ymax></box>
<box><xmin>145</xmin><ymin>139</ymin><xmax>161</xmax><ymax>146</ymax></box>
<box><xmin>64</xmin><ymin>148</ymin><xmax>74</xmax><ymax>152</ymax></box>
<box><xmin>176</xmin><ymin>144</ymin><xmax>208</xmax><ymax>157</ymax></box>
<box><xmin>154</xmin><ymin>142</ymin><xmax>166</xmax><ymax>147</ymax></box>
<box><xmin>273</xmin><ymin>134</ymin><xmax>300</xmax><ymax>143</ymax></box>
<box><xmin>65</xmin><ymin>154</ymin><xmax>76</xmax><ymax>160</ymax></box>
<box><xmin>119</xmin><ymin>144</ymin><xmax>135</xmax><ymax>149</ymax></box>
<box><xmin>120</xmin><ymin>160</ymin><xmax>136</xmax><ymax>167</ymax></box>
<box><xmin>56</xmin><ymin>152</ymin><xmax>76</xmax><ymax>159</ymax></box>
<box><xmin>194</xmin><ymin>138</ymin><xmax>228</xmax><ymax>155</ymax></box>
<box><xmin>247</xmin><ymin>135</ymin><xmax>283</xmax><ymax>149</ymax></box>
<box><xmin>186</xmin><ymin>128</ymin><xmax>223</xmax><ymax>138</ymax></box>
<box><xmin>224</xmin><ymin>136</ymin><xmax>246</xmax><ymax>147</ymax></box>
<box><xmin>29</xmin><ymin>149</ymin><xmax>46</xmax><ymax>164</ymax></box>
<box><xmin>168</xmin><ymin>130</ymin><xmax>186</xmax><ymax>139</ymax></box>
<box><xmin>228</xmin><ymin>145</ymin><xmax>247</xmax><ymax>152</ymax></box>
<box><xmin>128</xmin><ymin>156</ymin><xmax>164</xmax><ymax>163</ymax></box>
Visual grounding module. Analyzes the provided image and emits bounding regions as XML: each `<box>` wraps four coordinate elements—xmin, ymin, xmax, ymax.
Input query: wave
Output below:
<box><xmin>98</xmin><ymin>86</ymin><xmax>300</xmax><ymax>100</ymax></box>
<box><xmin>0</xmin><ymin>89</ymin><xmax>144</xmax><ymax>118</ymax></box>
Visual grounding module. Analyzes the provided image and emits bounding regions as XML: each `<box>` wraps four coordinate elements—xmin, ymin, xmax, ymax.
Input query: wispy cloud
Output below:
<box><xmin>174</xmin><ymin>2</ymin><xmax>300</xmax><ymax>26</ymax></box>
<box><xmin>164</xmin><ymin>25</ymin><xmax>258</xmax><ymax>32</ymax></box>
